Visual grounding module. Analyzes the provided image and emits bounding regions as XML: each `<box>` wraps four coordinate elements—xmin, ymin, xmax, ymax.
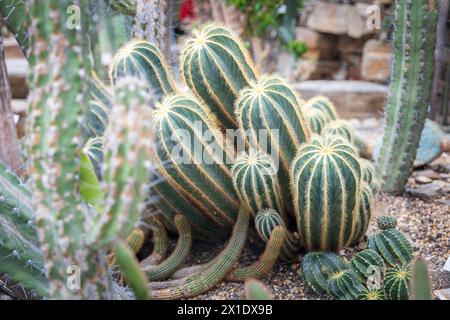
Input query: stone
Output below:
<box><xmin>361</xmin><ymin>40</ymin><xmax>392</xmax><ymax>83</ymax></box>
<box><xmin>293</xmin><ymin>80</ymin><xmax>388</xmax><ymax>119</ymax></box>
<box><xmin>5</xmin><ymin>58</ymin><xmax>29</xmax><ymax>99</ymax></box>
<box><xmin>406</xmin><ymin>184</ymin><xmax>442</xmax><ymax>201</ymax></box>
<box><xmin>347</xmin><ymin>4</ymin><xmax>376</xmax><ymax>39</ymax></box>
<box><xmin>413</xmin><ymin>169</ymin><xmax>440</xmax><ymax>180</ymax></box>
<box><xmin>295</xmin><ymin>27</ymin><xmax>339</xmax><ymax>59</ymax></box>
<box><xmin>415</xmin><ymin>176</ymin><xmax>432</xmax><ymax>184</ymax></box>
<box><xmin>434</xmin><ymin>288</ymin><xmax>450</xmax><ymax>300</ymax></box>
<box><xmin>307</xmin><ymin>2</ymin><xmax>349</xmax><ymax>35</ymax></box>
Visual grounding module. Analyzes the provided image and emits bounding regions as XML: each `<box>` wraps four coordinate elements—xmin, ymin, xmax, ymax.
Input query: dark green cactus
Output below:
<box><xmin>322</xmin><ymin>120</ymin><xmax>355</xmax><ymax>144</ymax></box>
<box><xmin>358</xmin><ymin>288</ymin><xmax>385</xmax><ymax>300</ymax></box>
<box><xmin>377</xmin><ymin>215</ymin><xmax>398</xmax><ymax>231</ymax></box>
<box><xmin>127</xmin><ymin>228</ymin><xmax>145</xmax><ymax>254</ymax></box>
<box><xmin>181</xmin><ymin>24</ymin><xmax>258</xmax><ymax>129</ymax></box>
<box><xmin>0</xmin><ymin>0</ymin><xmax>29</xmax><ymax>54</ymax></box>
<box><xmin>140</xmin><ymin>216</ymin><xmax>169</xmax><ymax>267</ymax></box>
<box><xmin>326</xmin><ymin>270</ymin><xmax>365</xmax><ymax>300</ymax></box>
<box><xmin>352</xmin><ymin>182</ymin><xmax>373</xmax><ymax>244</ymax></box>
<box><xmin>304</xmin><ymin>96</ymin><xmax>338</xmax><ymax>122</ymax></box>
<box><xmin>106</xmin><ymin>0</ymin><xmax>136</xmax><ymax>16</ymax></box>
<box><xmin>236</xmin><ymin>74</ymin><xmax>311</xmax><ymax>213</ymax></box>
<box><xmin>368</xmin><ymin>228</ymin><xmax>413</xmax><ymax>267</ymax></box>
<box><xmin>360</xmin><ymin>159</ymin><xmax>379</xmax><ymax>194</ymax></box>
<box><xmin>349</xmin><ymin>249</ymin><xmax>385</xmax><ymax>284</ymax></box>
<box><xmin>384</xmin><ymin>264</ymin><xmax>411</xmax><ymax>300</ymax></box>
<box><xmin>376</xmin><ymin>0</ymin><xmax>439</xmax><ymax>194</ymax></box>
<box><xmin>291</xmin><ymin>135</ymin><xmax>362</xmax><ymax>252</ymax></box>
<box><xmin>301</xmin><ymin>251</ymin><xmax>347</xmax><ymax>296</ymax></box>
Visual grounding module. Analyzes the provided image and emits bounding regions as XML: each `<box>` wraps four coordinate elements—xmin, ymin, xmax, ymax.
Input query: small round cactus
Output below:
<box><xmin>349</xmin><ymin>249</ymin><xmax>385</xmax><ymax>284</ymax></box>
<box><xmin>322</xmin><ymin>120</ymin><xmax>355</xmax><ymax>143</ymax></box>
<box><xmin>126</xmin><ymin>228</ymin><xmax>146</xmax><ymax>254</ymax></box>
<box><xmin>384</xmin><ymin>264</ymin><xmax>411</xmax><ymax>300</ymax></box>
<box><xmin>368</xmin><ymin>228</ymin><xmax>413</xmax><ymax>267</ymax></box>
<box><xmin>326</xmin><ymin>270</ymin><xmax>365</xmax><ymax>300</ymax></box>
<box><xmin>377</xmin><ymin>215</ymin><xmax>397</xmax><ymax>230</ymax></box>
<box><xmin>255</xmin><ymin>209</ymin><xmax>285</xmax><ymax>242</ymax></box>
<box><xmin>358</xmin><ymin>288</ymin><xmax>385</xmax><ymax>300</ymax></box>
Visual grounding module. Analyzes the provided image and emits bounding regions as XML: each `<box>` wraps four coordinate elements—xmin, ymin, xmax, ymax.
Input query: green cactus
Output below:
<box><xmin>409</xmin><ymin>258</ymin><xmax>432</xmax><ymax>300</ymax></box>
<box><xmin>291</xmin><ymin>135</ymin><xmax>362</xmax><ymax>252</ymax></box>
<box><xmin>140</xmin><ymin>216</ymin><xmax>169</xmax><ymax>267</ymax></box>
<box><xmin>148</xmin><ymin>206</ymin><xmax>249</xmax><ymax>300</ymax></box>
<box><xmin>326</xmin><ymin>270</ymin><xmax>365</xmax><ymax>300</ymax></box>
<box><xmin>236</xmin><ymin>74</ymin><xmax>311</xmax><ymax>213</ymax></box>
<box><xmin>352</xmin><ymin>182</ymin><xmax>373</xmax><ymax>244</ymax></box>
<box><xmin>368</xmin><ymin>228</ymin><xmax>413</xmax><ymax>267</ymax></box>
<box><xmin>376</xmin><ymin>0</ymin><xmax>439</xmax><ymax>194</ymax></box>
<box><xmin>384</xmin><ymin>264</ymin><xmax>411</xmax><ymax>300</ymax></box>
<box><xmin>227</xmin><ymin>226</ymin><xmax>285</xmax><ymax>281</ymax></box>
<box><xmin>154</xmin><ymin>94</ymin><xmax>240</xmax><ymax>237</ymax></box>
<box><xmin>358</xmin><ymin>288</ymin><xmax>385</xmax><ymax>300</ymax></box>
<box><xmin>301</xmin><ymin>251</ymin><xmax>347</xmax><ymax>296</ymax></box>
<box><xmin>349</xmin><ymin>249</ymin><xmax>385</xmax><ymax>284</ymax></box>
<box><xmin>232</xmin><ymin>150</ymin><xmax>286</xmax><ymax>219</ymax></box>
<box><xmin>322</xmin><ymin>120</ymin><xmax>355</xmax><ymax>144</ymax></box>
<box><xmin>181</xmin><ymin>24</ymin><xmax>258</xmax><ymax>129</ymax></box>
<box><xmin>106</xmin><ymin>0</ymin><xmax>136</xmax><ymax>16</ymax></box>
<box><xmin>244</xmin><ymin>279</ymin><xmax>272</xmax><ymax>300</ymax></box>
<box><xmin>360</xmin><ymin>159</ymin><xmax>379</xmax><ymax>194</ymax></box>
<box><xmin>304</xmin><ymin>96</ymin><xmax>338</xmax><ymax>122</ymax></box>
<box><xmin>110</xmin><ymin>40</ymin><xmax>176</xmax><ymax>101</ymax></box>
<box><xmin>142</xmin><ymin>215</ymin><xmax>192</xmax><ymax>281</ymax></box>
<box><xmin>254</xmin><ymin>209</ymin><xmax>299</xmax><ymax>263</ymax></box>
<box><xmin>0</xmin><ymin>0</ymin><xmax>29</xmax><ymax>54</ymax></box>
<box><xmin>127</xmin><ymin>228</ymin><xmax>145</xmax><ymax>254</ymax></box>
<box><xmin>377</xmin><ymin>215</ymin><xmax>397</xmax><ymax>231</ymax></box>
<box><xmin>305</xmin><ymin>108</ymin><xmax>329</xmax><ymax>134</ymax></box>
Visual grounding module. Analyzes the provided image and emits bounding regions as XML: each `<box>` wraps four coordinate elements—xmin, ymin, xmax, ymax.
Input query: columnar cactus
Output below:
<box><xmin>232</xmin><ymin>150</ymin><xmax>285</xmax><ymax>219</ymax></box>
<box><xmin>140</xmin><ymin>215</ymin><xmax>169</xmax><ymax>266</ymax></box>
<box><xmin>181</xmin><ymin>24</ymin><xmax>258</xmax><ymax>129</ymax></box>
<box><xmin>301</xmin><ymin>251</ymin><xmax>347</xmax><ymax>296</ymax></box>
<box><xmin>154</xmin><ymin>94</ymin><xmax>240</xmax><ymax>236</ymax></box>
<box><xmin>376</xmin><ymin>0</ymin><xmax>438</xmax><ymax>194</ymax></box>
<box><xmin>291</xmin><ymin>135</ymin><xmax>361</xmax><ymax>252</ymax></box>
<box><xmin>384</xmin><ymin>264</ymin><xmax>411</xmax><ymax>300</ymax></box>
<box><xmin>236</xmin><ymin>75</ymin><xmax>311</xmax><ymax>212</ymax></box>
<box><xmin>110</xmin><ymin>40</ymin><xmax>176</xmax><ymax>101</ymax></box>
<box><xmin>326</xmin><ymin>270</ymin><xmax>365</xmax><ymax>300</ymax></box>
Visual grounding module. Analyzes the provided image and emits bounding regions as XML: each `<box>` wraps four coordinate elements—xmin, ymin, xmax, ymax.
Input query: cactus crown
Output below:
<box><xmin>322</xmin><ymin>120</ymin><xmax>355</xmax><ymax>143</ymax></box>
<box><xmin>377</xmin><ymin>215</ymin><xmax>397</xmax><ymax>230</ymax></box>
<box><xmin>254</xmin><ymin>208</ymin><xmax>286</xmax><ymax>242</ymax></box>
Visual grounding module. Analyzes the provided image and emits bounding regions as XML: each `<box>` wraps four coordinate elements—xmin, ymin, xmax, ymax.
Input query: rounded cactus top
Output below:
<box><xmin>377</xmin><ymin>215</ymin><xmax>398</xmax><ymax>230</ymax></box>
<box><xmin>322</xmin><ymin>120</ymin><xmax>355</xmax><ymax>143</ymax></box>
<box><xmin>232</xmin><ymin>150</ymin><xmax>278</xmax><ymax>177</ymax></box>
<box><xmin>304</xmin><ymin>96</ymin><xmax>338</xmax><ymax>122</ymax></box>
<box><xmin>254</xmin><ymin>208</ymin><xmax>285</xmax><ymax>242</ymax></box>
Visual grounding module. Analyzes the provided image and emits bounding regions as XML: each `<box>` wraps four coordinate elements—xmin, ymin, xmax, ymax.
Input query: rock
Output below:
<box><xmin>406</xmin><ymin>184</ymin><xmax>442</xmax><ymax>201</ymax></box>
<box><xmin>347</xmin><ymin>4</ymin><xmax>376</xmax><ymax>39</ymax></box>
<box><xmin>415</xmin><ymin>176</ymin><xmax>432</xmax><ymax>184</ymax></box>
<box><xmin>295</xmin><ymin>27</ymin><xmax>338</xmax><ymax>60</ymax></box>
<box><xmin>307</xmin><ymin>2</ymin><xmax>348</xmax><ymax>35</ymax></box>
<box><xmin>413</xmin><ymin>169</ymin><xmax>440</xmax><ymax>180</ymax></box>
<box><xmin>5</xmin><ymin>58</ymin><xmax>29</xmax><ymax>99</ymax></box>
<box><xmin>293</xmin><ymin>80</ymin><xmax>388</xmax><ymax>119</ymax></box>
<box><xmin>434</xmin><ymin>288</ymin><xmax>450</xmax><ymax>300</ymax></box>
<box><xmin>361</xmin><ymin>40</ymin><xmax>392</xmax><ymax>83</ymax></box>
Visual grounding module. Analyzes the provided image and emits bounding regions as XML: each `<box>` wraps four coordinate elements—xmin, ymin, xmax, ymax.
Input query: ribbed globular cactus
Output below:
<box><xmin>291</xmin><ymin>135</ymin><xmax>361</xmax><ymax>252</ymax></box>
<box><xmin>154</xmin><ymin>94</ymin><xmax>240</xmax><ymax>237</ymax></box>
<box><xmin>377</xmin><ymin>215</ymin><xmax>397</xmax><ymax>230</ymax></box>
<box><xmin>110</xmin><ymin>40</ymin><xmax>176</xmax><ymax>101</ymax></box>
<box><xmin>376</xmin><ymin>0</ymin><xmax>438</xmax><ymax>194</ymax></box>
<box><xmin>358</xmin><ymin>288</ymin><xmax>385</xmax><ymax>300</ymax></box>
<box><xmin>301</xmin><ymin>251</ymin><xmax>347</xmax><ymax>296</ymax></box>
<box><xmin>352</xmin><ymin>182</ymin><xmax>373</xmax><ymax>244</ymax></box>
<box><xmin>360</xmin><ymin>159</ymin><xmax>379</xmax><ymax>194</ymax></box>
<box><xmin>232</xmin><ymin>150</ymin><xmax>285</xmax><ymax>219</ymax></box>
<box><xmin>326</xmin><ymin>270</ymin><xmax>365</xmax><ymax>300</ymax></box>
<box><xmin>322</xmin><ymin>120</ymin><xmax>355</xmax><ymax>144</ymax></box>
<box><xmin>305</xmin><ymin>108</ymin><xmax>329</xmax><ymax>134</ymax></box>
<box><xmin>304</xmin><ymin>96</ymin><xmax>338</xmax><ymax>122</ymax></box>
<box><xmin>384</xmin><ymin>264</ymin><xmax>411</xmax><ymax>300</ymax></box>
<box><xmin>349</xmin><ymin>249</ymin><xmax>385</xmax><ymax>284</ymax></box>
<box><xmin>254</xmin><ymin>209</ymin><xmax>298</xmax><ymax>262</ymax></box>
<box><xmin>127</xmin><ymin>228</ymin><xmax>146</xmax><ymax>254</ymax></box>
<box><xmin>236</xmin><ymin>75</ymin><xmax>311</xmax><ymax>212</ymax></box>
<box><xmin>181</xmin><ymin>24</ymin><xmax>258</xmax><ymax>129</ymax></box>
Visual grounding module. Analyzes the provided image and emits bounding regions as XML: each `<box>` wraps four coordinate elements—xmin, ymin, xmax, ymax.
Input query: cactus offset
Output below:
<box><xmin>127</xmin><ymin>228</ymin><xmax>146</xmax><ymax>254</ymax></box>
<box><xmin>244</xmin><ymin>279</ymin><xmax>271</xmax><ymax>300</ymax></box>
<box><xmin>291</xmin><ymin>135</ymin><xmax>361</xmax><ymax>252</ymax></box>
<box><xmin>349</xmin><ymin>249</ymin><xmax>385</xmax><ymax>284</ymax></box>
<box><xmin>305</xmin><ymin>108</ymin><xmax>329</xmax><ymax>134</ymax></box>
<box><xmin>181</xmin><ymin>24</ymin><xmax>258</xmax><ymax>129</ymax></box>
<box><xmin>322</xmin><ymin>120</ymin><xmax>355</xmax><ymax>144</ymax></box>
<box><xmin>358</xmin><ymin>288</ymin><xmax>385</xmax><ymax>300</ymax></box>
<box><xmin>377</xmin><ymin>215</ymin><xmax>397</xmax><ymax>231</ymax></box>
<box><xmin>326</xmin><ymin>270</ymin><xmax>365</xmax><ymax>300</ymax></box>
<box><xmin>301</xmin><ymin>251</ymin><xmax>347</xmax><ymax>296</ymax></box>
<box><xmin>384</xmin><ymin>264</ymin><xmax>411</xmax><ymax>300</ymax></box>
<box><xmin>236</xmin><ymin>75</ymin><xmax>311</xmax><ymax>212</ymax></box>
<box><xmin>376</xmin><ymin>0</ymin><xmax>438</xmax><ymax>194</ymax></box>
<box><xmin>368</xmin><ymin>228</ymin><xmax>413</xmax><ymax>267</ymax></box>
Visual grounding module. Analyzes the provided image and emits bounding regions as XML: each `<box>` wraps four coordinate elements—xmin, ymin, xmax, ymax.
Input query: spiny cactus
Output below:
<box><xmin>226</xmin><ymin>226</ymin><xmax>285</xmax><ymax>281</ymax></box>
<box><xmin>148</xmin><ymin>206</ymin><xmax>249</xmax><ymax>300</ymax></box>
<box><xmin>304</xmin><ymin>96</ymin><xmax>338</xmax><ymax>122</ymax></box>
<box><xmin>377</xmin><ymin>215</ymin><xmax>397</xmax><ymax>231</ymax></box>
<box><xmin>254</xmin><ymin>209</ymin><xmax>299</xmax><ymax>263</ymax></box>
<box><xmin>127</xmin><ymin>228</ymin><xmax>145</xmax><ymax>254</ymax></box>
<box><xmin>322</xmin><ymin>120</ymin><xmax>355</xmax><ymax>144</ymax></box>
<box><xmin>142</xmin><ymin>214</ymin><xmax>192</xmax><ymax>281</ymax></box>
<box><xmin>154</xmin><ymin>94</ymin><xmax>240</xmax><ymax>237</ymax></box>
<box><xmin>376</xmin><ymin>0</ymin><xmax>439</xmax><ymax>194</ymax></box>
<box><xmin>110</xmin><ymin>40</ymin><xmax>176</xmax><ymax>101</ymax></box>
<box><xmin>291</xmin><ymin>135</ymin><xmax>361</xmax><ymax>252</ymax></box>
<box><xmin>244</xmin><ymin>279</ymin><xmax>272</xmax><ymax>300</ymax></box>
<box><xmin>305</xmin><ymin>107</ymin><xmax>329</xmax><ymax>134</ymax></box>
<box><xmin>301</xmin><ymin>251</ymin><xmax>347</xmax><ymax>296</ymax></box>
<box><xmin>349</xmin><ymin>249</ymin><xmax>385</xmax><ymax>285</ymax></box>
<box><xmin>0</xmin><ymin>0</ymin><xmax>29</xmax><ymax>54</ymax></box>
<box><xmin>360</xmin><ymin>159</ymin><xmax>379</xmax><ymax>194</ymax></box>
<box><xmin>232</xmin><ymin>150</ymin><xmax>285</xmax><ymax>219</ymax></box>
<box><xmin>358</xmin><ymin>288</ymin><xmax>385</xmax><ymax>300</ymax></box>
<box><xmin>384</xmin><ymin>264</ymin><xmax>411</xmax><ymax>300</ymax></box>
<box><xmin>326</xmin><ymin>270</ymin><xmax>365</xmax><ymax>300</ymax></box>
<box><xmin>236</xmin><ymin>74</ymin><xmax>311</xmax><ymax>212</ymax></box>
<box><xmin>409</xmin><ymin>258</ymin><xmax>432</xmax><ymax>300</ymax></box>
<box><xmin>181</xmin><ymin>24</ymin><xmax>258</xmax><ymax>129</ymax></box>
<box><xmin>106</xmin><ymin>0</ymin><xmax>136</xmax><ymax>16</ymax></box>
<box><xmin>352</xmin><ymin>182</ymin><xmax>373</xmax><ymax>244</ymax></box>
<box><xmin>368</xmin><ymin>228</ymin><xmax>413</xmax><ymax>267</ymax></box>
<box><xmin>140</xmin><ymin>215</ymin><xmax>169</xmax><ymax>266</ymax></box>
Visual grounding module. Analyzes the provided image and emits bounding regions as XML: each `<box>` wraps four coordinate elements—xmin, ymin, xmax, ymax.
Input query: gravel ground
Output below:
<box><xmin>186</xmin><ymin>153</ymin><xmax>449</xmax><ymax>300</ymax></box>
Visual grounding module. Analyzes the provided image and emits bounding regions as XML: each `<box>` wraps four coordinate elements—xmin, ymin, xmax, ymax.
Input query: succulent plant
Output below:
<box><xmin>376</xmin><ymin>0</ymin><xmax>439</xmax><ymax>194</ymax></box>
<box><xmin>291</xmin><ymin>135</ymin><xmax>362</xmax><ymax>252</ymax></box>
<box><xmin>301</xmin><ymin>251</ymin><xmax>347</xmax><ymax>296</ymax></box>
<box><xmin>384</xmin><ymin>264</ymin><xmax>411</xmax><ymax>300</ymax></box>
<box><xmin>409</xmin><ymin>258</ymin><xmax>432</xmax><ymax>300</ymax></box>
<box><xmin>352</xmin><ymin>182</ymin><xmax>373</xmax><ymax>244</ymax></box>
<box><xmin>244</xmin><ymin>279</ymin><xmax>272</xmax><ymax>300</ymax></box>
<box><xmin>304</xmin><ymin>96</ymin><xmax>338</xmax><ymax>122</ymax></box>
<box><xmin>377</xmin><ymin>215</ymin><xmax>397</xmax><ymax>231</ymax></box>
<box><xmin>349</xmin><ymin>249</ymin><xmax>385</xmax><ymax>284</ymax></box>
<box><xmin>368</xmin><ymin>228</ymin><xmax>413</xmax><ymax>267</ymax></box>
<box><xmin>322</xmin><ymin>120</ymin><xmax>355</xmax><ymax>144</ymax></box>
<box><xmin>326</xmin><ymin>269</ymin><xmax>365</xmax><ymax>300</ymax></box>
<box><xmin>358</xmin><ymin>288</ymin><xmax>385</xmax><ymax>300</ymax></box>
<box><xmin>126</xmin><ymin>228</ymin><xmax>146</xmax><ymax>254</ymax></box>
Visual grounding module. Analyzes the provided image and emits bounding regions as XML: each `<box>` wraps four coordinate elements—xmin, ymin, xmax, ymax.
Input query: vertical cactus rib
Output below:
<box><xmin>236</xmin><ymin>75</ymin><xmax>311</xmax><ymax>213</ymax></box>
<box><xmin>376</xmin><ymin>0</ymin><xmax>438</xmax><ymax>194</ymax></box>
<box><xmin>384</xmin><ymin>263</ymin><xmax>411</xmax><ymax>300</ymax></box>
<box><xmin>368</xmin><ymin>228</ymin><xmax>413</xmax><ymax>267</ymax></box>
<box><xmin>0</xmin><ymin>0</ymin><xmax>30</xmax><ymax>54</ymax></box>
<box><xmin>141</xmin><ymin>216</ymin><xmax>169</xmax><ymax>266</ymax></box>
<box><xmin>349</xmin><ymin>249</ymin><xmax>385</xmax><ymax>284</ymax></box>
<box><xmin>322</xmin><ymin>120</ymin><xmax>356</xmax><ymax>144</ymax></box>
<box><xmin>304</xmin><ymin>96</ymin><xmax>338</xmax><ymax>122</ymax></box>
<box><xmin>352</xmin><ymin>182</ymin><xmax>373</xmax><ymax>244</ymax></box>
<box><xmin>226</xmin><ymin>226</ymin><xmax>285</xmax><ymax>281</ymax></box>
<box><xmin>232</xmin><ymin>150</ymin><xmax>286</xmax><ymax>219</ymax></box>
<box><xmin>127</xmin><ymin>228</ymin><xmax>146</xmax><ymax>254</ymax></box>
<box><xmin>181</xmin><ymin>24</ymin><xmax>258</xmax><ymax>129</ymax></box>
<box><xmin>326</xmin><ymin>270</ymin><xmax>365</xmax><ymax>300</ymax></box>
<box><xmin>148</xmin><ymin>206</ymin><xmax>249</xmax><ymax>299</ymax></box>
<box><xmin>142</xmin><ymin>214</ymin><xmax>192</xmax><ymax>281</ymax></box>
<box><xmin>110</xmin><ymin>40</ymin><xmax>176</xmax><ymax>101</ymax></box>
<box><xmin>291</xmin><ymin>135</ymin><xmax>361</xmax><ymax>252</ymax></box>
<box><xmin>105</xmin><ymin>0</ymin><xmax>137</xmax><ymax>16</ymax></box>
<box><xmin>154</xmin><ymin>94</ymin><xmax>239</xmax><ymax>234</ymax></box>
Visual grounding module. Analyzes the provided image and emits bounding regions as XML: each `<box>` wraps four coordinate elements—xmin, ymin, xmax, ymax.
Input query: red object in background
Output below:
<box><xmin>180</xmin><ymin>0</ymin><xmax>196</xmax><ymax>21</ymax></box>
